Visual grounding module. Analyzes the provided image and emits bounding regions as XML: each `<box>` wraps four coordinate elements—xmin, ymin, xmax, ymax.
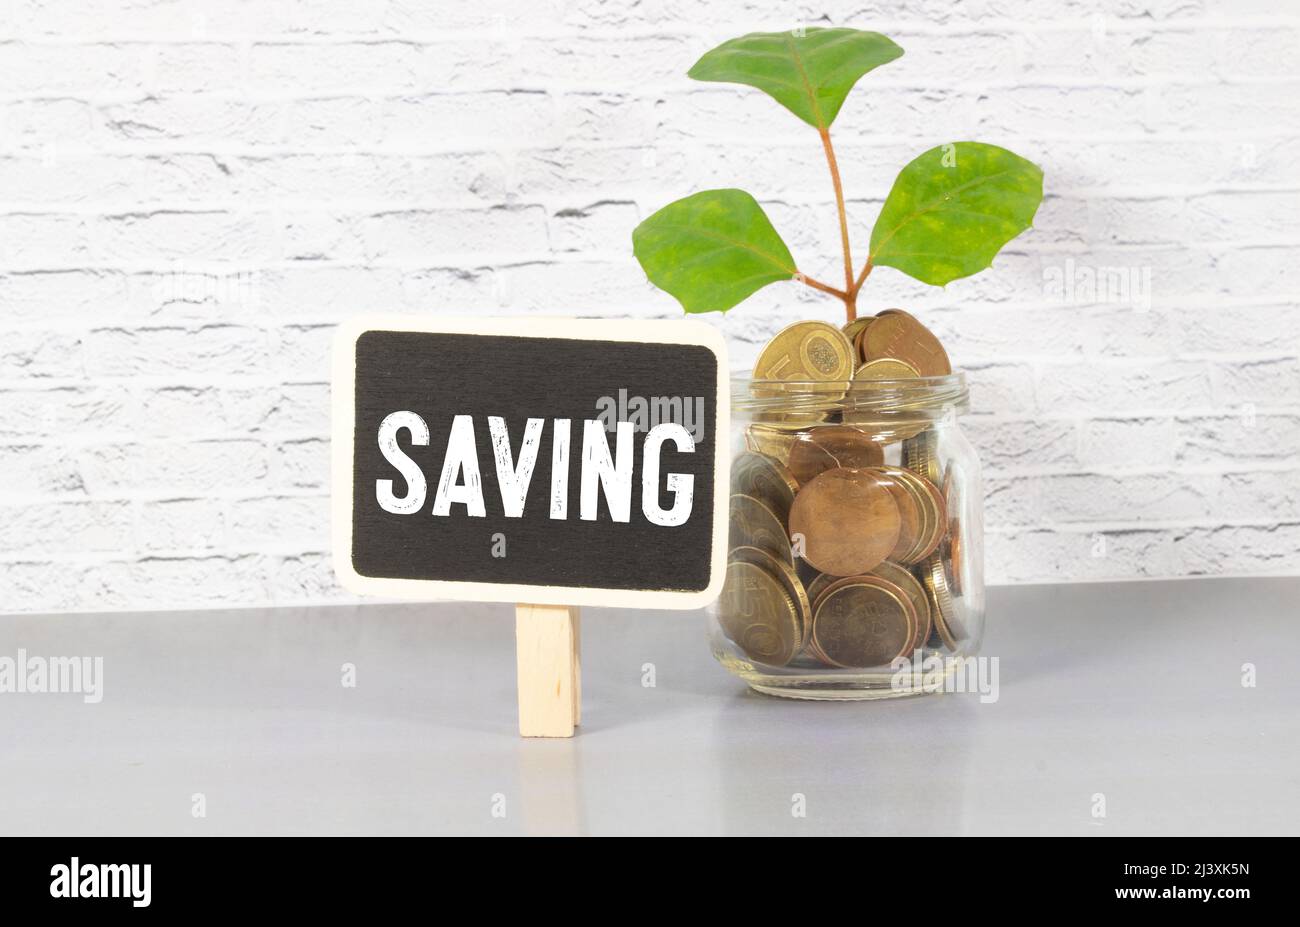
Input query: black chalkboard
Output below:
<box><xmin>332</xmin><ymin>317</ymin><xmax>729</xmax><ymax>609</ymax></box>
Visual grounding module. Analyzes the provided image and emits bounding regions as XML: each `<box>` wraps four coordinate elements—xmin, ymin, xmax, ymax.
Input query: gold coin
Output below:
<box><xmin>785</xmin><ymin>424</ymin><xmax>885</xmax><ymax>486</ymax></box>
<box><xmin>811</xmin><ymin>575</ymin><xmax>917</xmax><ymax>668</ymax></box>
<box><xmin>902</xmin><ymin>428</ymin><xmax>941</xmax><ymax>484</ymax></box>
<box><xmin>841</xmin><ymin>361</ymin><xmax>929</xmax><ymax>441</ymax></box>
<box><xmin>754</xmin><ymin>320</ymin><xmax>856</xmax><ymax>384</ymax></box>
<box><xmin>854</xmin><ymin>358</ymin><xmax>921</xmax><ymax>382</ymax></box>
<box><xmin>751</xmin><ymin>321</ymin><xmax>854</xmax><ymax>430</ymax></box>
<box><xmin>842</xmin><ymin>316</ymin><xmax>876</xmax><ymax>360</ymax></box>
<box><xmin>840</xmin><ymin>409</ymin><xmax>928</xmax><ymax>444</ymax></box>
<box><xmin>871</xmin><ymin>560</ymin><xmax>931</xmax><ymax>655</ymax></box>
<box><xmin>731</xmin><ymin>452</ymin><xmax>798</xmax><ymax>523</ymax></box>
<box><xmin>728</xmin><ymin>493</ymin><xmax>793</xmax><ymax>563</ymax></box>
<box><xmin>862</xmin><ymin>309</ymin><xmax>952</xmax><ymax>377</ymax></box>
<box><xmin>788</xmin><ymin>467</ymin><xmax>901</xmax><ymax>577</ymax></box>
<box><xmin>744</xmin><ymin>422</ymin><xmax>801</xmax><ymax>462</ymax></box>
<box><xmin>920</xmin><ymin>554</ymin><xmax>964</xmax><ymax>650</ymax></box>
<box><xmin>946</xmin><ymin>517</ymin><xmax>963</xmax><ymax>597</ymax></box>
<box><xmin>753</xmin><ymin>406</ymin><xmax>836</xmax><ymax>430</ymax></box>
<box><xmin>719</xmin><ymin>560</ymin><xmax>802</xmax><ymax>666</ymax></box>
<box><xmin>730</xmin><ymin>544</ymin><xmax>811</xmax><ymax>650</ymax></box>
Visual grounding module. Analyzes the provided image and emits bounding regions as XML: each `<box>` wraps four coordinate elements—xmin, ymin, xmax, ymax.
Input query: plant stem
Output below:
<box><xmin>818</xmin><ymin>127</ymin><xmax>855</xmax><ymax>322</ymax></box>
<box><xmin>852</xmin><ymin>259</ymin><xmax>873</xmax><ymax>296</ymax></box>
<box><xmin>797</xmin><ymin>273</ymin><xmax>848</xmax><ymax>301</ymax></box>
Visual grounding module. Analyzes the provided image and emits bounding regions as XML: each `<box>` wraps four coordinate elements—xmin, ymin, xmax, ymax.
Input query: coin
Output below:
<box><xmin>731</xmin><ymin>452</ymin><xmax>798</xmax><ymax>523</ymax></box>
<box><xmin>872</xmin><ymin>466</ymin><xmax>944</xmax><ymax>563</ymax></box>
<box><xmin>880</xmin><ymin>465</ymin><xmax>946</xmax><ymax>562</ymax></box>
<box><xmin>938</xmin><ymin>463</ymin><xmax>961</xmax><ymax>593</ymax></box>
<box><xmin>806</xmin><ymin>564</ymin><xmax>930</xmax><ymax>665</ymax></box>
<box><xmin>754</xmin><ymin>320</ymin><xmax>856</xmax><ymax>384</ymax></box>
<box><xmin>901</xmin><ymin>484</ymin><xmax>934</xmax><ymax>563</ymax></box>
<box><xmin>842</xmin><ymin>316</ymin><xmax>876</xmax><ymax>358</ymax></box>
<box><xmin>806</xmin><ymin>571</ymin><xmax>836</xmax><ymax>610</ymax></box>
<box><xmin>910</xmin><ymin>469</ymin><xmax>948</xmax><ymax>561</ymax></box>
<box><xmin>753</xmin><ymin>405</ymin><xmax>836</xmax><ymax>430</ymax></box>
<box><xmin>719</xmin><ymin>560</ymin><xmax>802</xmax><ymax>666</ymax></box>
<box><xmin>751</xmin><ymin>321</ymin><xmax>856</xmax><ymax>430</ymax></box>
<box><xmin>811</xmin><ymin>575</ymin><xmax>917</xmax><ymax>668</ymax></box>
<box><xmin>854</xmin><ymin>325</ymin><xmax>870</xmax><ymax>362</ymax></box>
<box><xmin>861</xmin><ymin>309</ymin><xmax>952</xmax><ymax>377</ymax></box>
<box><xmin>744</xmin><ymin>422</ymin><xmax>801</xmax><ymax>461</ymax></box>
<box><xmin>804</xmin><ymin>637</ymin><xmax>834</xmax><ymax>666</ymax></box>
<box><xmin>842</xmin><ymin>359</ymin><xmax>928</xmax><ymax>441</ymax></box>
<box><xmin>946</xmin><ymin>517</ymin><xmax>963</xmax><ymax>597</ymax></box>
<box><xmin>751</xmin><ymin>320</ymin><xmax>855</xmax><ymax>427</ymax></box>
<box><xmin>920</xmin><ymin>554</ymin><xmax>964</xmax><ymax>650</ymax></box>
<box><xmin>874</xmin><ymin>469</ymin><xmax>922</xmax><ymax>563</ymax></box>
<box><xmin>854</xmin><ymin>358</ymin><xmax>921</xmax><ymax>381</ymax></box>
<box><xmin>730</xmin><ymin>544</ymin><xmax>811</xmax><ymax>650</ymax></box>
<box><xmin>871</xmin><ymin>560</ymin><xmax>931</xmax><ymax>655</ymax></box>
<box><xmin>794</xmin><ymin>556</ymin><xmax>821</xmax><ymax>590</ymax></box>
<box><xmin>902</xmin><ymin>427</ymin><xmax>941</xmax><ymax>484</ymax></box>
<box><xmin>788</xmin><ymin>467</ymin><xmax>901</xmax><ymax>576</ymax></box>
<box><xmin>785</xmin><ymin>424</ymin><xmax>884</xmax><ymax>485</ymax></box>
<box><xmin>729</xmin><ymin>493</ymin><xmax>793</xmax><ymax>563</ymax></box>
<box><xmin>784</xmin><ymin>434</ymin><xmax>839</xmax><ymax>487</ymax></box>
<box><xmin>840</xmin><ymin>408</ymin><xmax>929</xmax><ymax>444</ymax></box>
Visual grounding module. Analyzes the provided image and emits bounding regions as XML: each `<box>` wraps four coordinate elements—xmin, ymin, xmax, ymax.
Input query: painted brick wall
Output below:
<box><xmin>1</xmin><ymin>0</ymin><xmax>1297</xmax><ymax>613</ymax></box>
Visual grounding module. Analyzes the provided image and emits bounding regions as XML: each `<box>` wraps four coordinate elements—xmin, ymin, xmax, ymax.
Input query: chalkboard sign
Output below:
<box><xmin>332</xmin><ymin>316</ymin><xmax>729</xmax><ymax>610</ymax></box>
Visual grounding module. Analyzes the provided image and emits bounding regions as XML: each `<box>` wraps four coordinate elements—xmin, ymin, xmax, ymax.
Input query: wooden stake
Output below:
<box><xmin>515</xmin><ymin>603</ymin><xmax>580</xmax><ymax>738</ymax></box>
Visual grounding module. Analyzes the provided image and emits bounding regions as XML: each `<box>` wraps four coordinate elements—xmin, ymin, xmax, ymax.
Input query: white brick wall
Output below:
<box><xmin>1</xmin><ymin>0</ymin><xmax>1297</xmax><ymax>613</ymax></box>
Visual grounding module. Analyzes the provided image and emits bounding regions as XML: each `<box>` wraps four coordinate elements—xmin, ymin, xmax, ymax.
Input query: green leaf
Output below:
<box><xmin>632</xmin><ymin>189</ymin><xmax>797</xmax><ymax>314</ymax></box>
<box><xmin>869</xmin><ymin>142</ymin><xmax>1044</xmax><ymax>286</ymax></box>
<box><xmin>687</xmin><ymin>28</ymin><xmax>904</xmax><ymax>130</ymax></box>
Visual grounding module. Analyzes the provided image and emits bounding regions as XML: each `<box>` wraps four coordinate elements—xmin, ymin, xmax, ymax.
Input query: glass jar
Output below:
<box><xmin>710</xmin><ymin>373</ymin><xmax>984</xmax><ymax>699</ymax></box>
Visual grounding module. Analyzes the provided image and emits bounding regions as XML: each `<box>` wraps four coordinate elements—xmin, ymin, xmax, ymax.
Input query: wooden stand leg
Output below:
<box><xmin>515</xmin><ymin>604</ymin><xmax>580</xmax><ymax>738</ymax></box>
<box><xmin>571</xmin><ymin>608</ymin><xmax>581</xmax><ymax>726</ymax></box>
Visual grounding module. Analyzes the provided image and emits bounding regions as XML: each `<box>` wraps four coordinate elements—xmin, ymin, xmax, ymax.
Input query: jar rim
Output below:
<box><xmin>730</xmin><ymin>371</ymin><xmax>969</xmax><ymax>416</ymax></box>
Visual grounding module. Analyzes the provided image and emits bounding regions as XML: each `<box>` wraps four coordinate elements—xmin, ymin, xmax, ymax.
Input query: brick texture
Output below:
<box><xmin>1</xmin><ymin>0</ymin><xmax>1297</xmax><ymax>612</ymax></box>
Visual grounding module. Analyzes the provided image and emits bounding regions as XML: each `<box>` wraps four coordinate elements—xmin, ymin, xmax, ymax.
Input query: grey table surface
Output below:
<box><xmin>1</xmin><ymin>575</ymin><xmax>1297</xmax><ymax>836</ymax></box>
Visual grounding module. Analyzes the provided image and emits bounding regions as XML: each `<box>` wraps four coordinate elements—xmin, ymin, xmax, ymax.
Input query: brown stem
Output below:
<box><xmin>795</xmin><ymin>273</ymin><xmax>848</xmax><ymax>301</ymax></box>
<box><xmin>852</xmin><ymin>259</ymin><xmax>873</xmax><ymax>297</ymax></box>
<box><xmin>818</xmin><ymin>127</ymin><xmax>855</xmax><ymax>321</ymax></box>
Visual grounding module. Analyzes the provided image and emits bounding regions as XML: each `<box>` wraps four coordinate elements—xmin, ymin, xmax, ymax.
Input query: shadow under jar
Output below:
<box><xmin>710</xmin><ymin>373</ymin><xmax>984</xmax><ymax>699</ymax></box>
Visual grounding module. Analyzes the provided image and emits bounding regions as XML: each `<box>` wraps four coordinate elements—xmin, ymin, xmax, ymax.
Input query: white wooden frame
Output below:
<box><xmin>331</xmin><ymin>315</ymin><xmax>731</xmax><ymax>610</ymax></box>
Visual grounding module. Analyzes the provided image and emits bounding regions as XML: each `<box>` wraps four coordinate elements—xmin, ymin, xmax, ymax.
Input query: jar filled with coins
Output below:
<box><xmin>711</xmin><ymin>311</ymin><xmax>984</xmax><ymax>699</ymax></box>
